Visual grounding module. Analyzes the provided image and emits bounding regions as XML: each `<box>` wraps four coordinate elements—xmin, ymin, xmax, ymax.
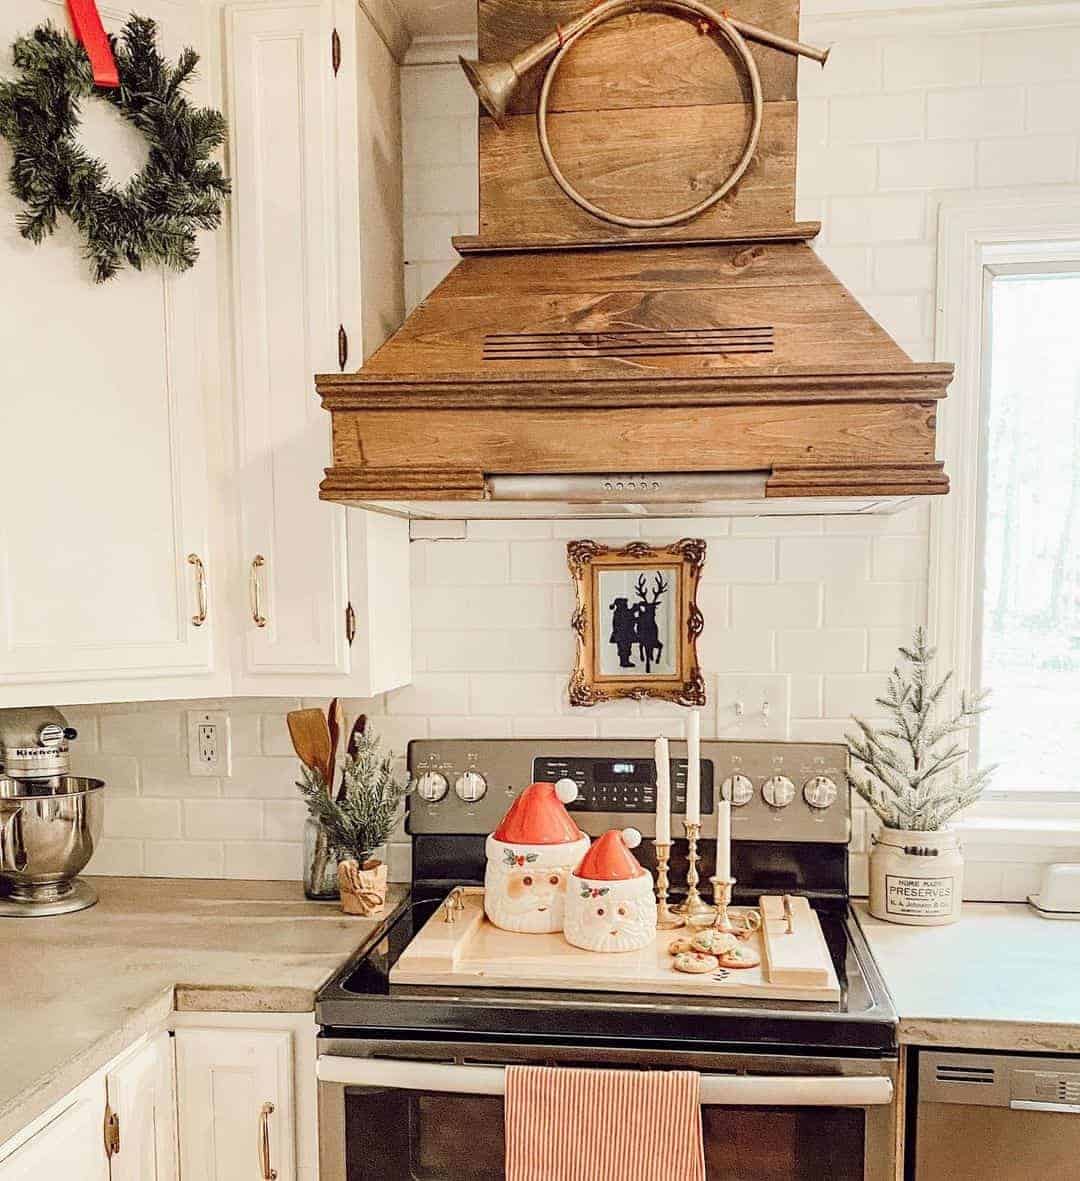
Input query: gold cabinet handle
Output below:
<box><xmin>258</xmin><ymin>1101</ymin><xmax>277</xmax><ymax>1180</ymax></box>
<box><xmin>250</xmin><ymin>555</ymin><xmax>268</xmax><ymax>628</ymax></box>
<box><xmin>187</xmin><ymin>554</ymin><xmax>208</xmax><ymax>627</ymax></box>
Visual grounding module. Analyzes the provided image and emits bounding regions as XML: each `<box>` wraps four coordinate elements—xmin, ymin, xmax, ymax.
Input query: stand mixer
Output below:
<box><xmin>0</xmin><ymin>707</ymin><xmax>105</xmax><ymax>916</ymax></box>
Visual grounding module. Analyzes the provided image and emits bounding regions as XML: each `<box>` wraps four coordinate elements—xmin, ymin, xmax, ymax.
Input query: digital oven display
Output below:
<box><xmin>532</xmin><ymin>756</ymin><xmax>714</xmax><ymax>814</ymax></box>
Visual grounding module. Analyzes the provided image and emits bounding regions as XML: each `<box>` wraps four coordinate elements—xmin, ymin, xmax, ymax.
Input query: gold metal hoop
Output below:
<box><xmin>535</xmin><ymin>0</ymin><xmax>763</xmax><ymax>229</ymax></box>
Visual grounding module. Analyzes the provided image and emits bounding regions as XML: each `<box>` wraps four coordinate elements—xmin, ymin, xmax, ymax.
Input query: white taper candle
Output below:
<box><xmin>716</xmin><ymin>800</ymin><xmax>732</xmax><ymax>880</ymax></box>
<box><xmin>685</xmin><ymin>710</ymin><xmax>701</xmax><ymax>824</ymax></box>
<box><xmin>654</xmin><ymin>736</ymin><xmax>671</xmax><ymax>844</ymax></box>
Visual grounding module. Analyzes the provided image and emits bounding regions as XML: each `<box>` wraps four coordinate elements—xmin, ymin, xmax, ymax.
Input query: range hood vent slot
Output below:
<box><xmin>483</xmin><ymin>325</ymin><xmax>775</xmax><ymax>361</ymax></box>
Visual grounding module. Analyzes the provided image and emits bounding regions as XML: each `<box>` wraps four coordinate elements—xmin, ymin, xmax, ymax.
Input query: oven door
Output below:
<box><xmin>317</xmin><ymin>1039</ymin><xmax>897</xmax><ymax>1181</ymax></box>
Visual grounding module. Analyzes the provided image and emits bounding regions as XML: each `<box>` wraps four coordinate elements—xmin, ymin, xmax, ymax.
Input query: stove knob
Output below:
<box><xmin>415</xmin><ymin>770</ymin><xmax>449</xmax><ymax>803</ymax></box>
<box><xmin>455</xmin><ymin>770</ymin><xmax>488</xmax><ymax>803</ymax></box>
<box><xmin>721</xmin><ymin>773</ymin><xmax>754</xmax><ymax>807</ymax></box>
<box><xmin>762</xmin><ymin>775</ymin><xmax>796</xmax><ymax>808</ymax></box>
<box><xmin>803</xmin><ymin>775</ymin><xmax>839</xmax><ymax>810</ymax></box>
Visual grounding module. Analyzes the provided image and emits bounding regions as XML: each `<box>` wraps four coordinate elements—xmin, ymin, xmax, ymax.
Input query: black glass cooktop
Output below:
<box><xmin>316</xmin><ymin>887</ymin><xmax>897</xmax><ymax>1056</ymax></box>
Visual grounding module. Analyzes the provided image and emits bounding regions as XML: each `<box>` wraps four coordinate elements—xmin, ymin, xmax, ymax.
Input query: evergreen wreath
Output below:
<box><xmin>0</xmin><ymin>15</ymin><xmax>229</xmax><ymax>282</ymax></box>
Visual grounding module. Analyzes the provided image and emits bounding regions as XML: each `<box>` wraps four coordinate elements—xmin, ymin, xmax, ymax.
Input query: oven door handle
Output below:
<box><xmin>317</xmin><ymin>1056</ymin><xmax>893</xmax><ymax>1107</ymax></box>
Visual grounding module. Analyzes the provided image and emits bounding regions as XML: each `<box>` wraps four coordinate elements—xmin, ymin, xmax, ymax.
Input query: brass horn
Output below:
<box><xmin>460</xmin><ymin>0</ymin><xmax>829</xmax><ymax>127</ymax></box>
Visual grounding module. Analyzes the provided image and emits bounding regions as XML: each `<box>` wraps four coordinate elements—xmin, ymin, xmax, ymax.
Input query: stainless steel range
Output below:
<box><xmin>316</xmin><ymin>739</ymin><xmax>898</xmax><ymax>1181</ymax></box>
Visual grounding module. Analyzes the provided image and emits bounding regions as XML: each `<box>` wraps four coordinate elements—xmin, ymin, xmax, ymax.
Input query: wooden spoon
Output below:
<box><xmin>326</xmin><ymin>697</ymin><xmax>343</xmax><ymax>794</ymax></box>
<box><xmin>286</xmin><ymin>708</ymin><xmax>332</xmax><ymax>786</ymax></box>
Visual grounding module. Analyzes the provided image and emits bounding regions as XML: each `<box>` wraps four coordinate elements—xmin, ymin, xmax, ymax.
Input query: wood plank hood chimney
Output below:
<box><xmin>318</xmin><ymin>0</ymin><xmax>952</xmax><ymax>520</ymax></box>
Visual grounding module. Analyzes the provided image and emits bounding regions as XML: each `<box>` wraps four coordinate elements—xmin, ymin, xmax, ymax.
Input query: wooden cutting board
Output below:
<box><xmin>390</xmin><ymin>888</ymin><xmax>841</xmax><ymax>1003</ymax></box>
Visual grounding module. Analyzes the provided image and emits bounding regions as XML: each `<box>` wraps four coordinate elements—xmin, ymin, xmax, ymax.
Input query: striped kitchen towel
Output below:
<box><xmin>504</xmin><ymin>1065</ymin><xmax>706</xmax><ymax>1181</ymax></box>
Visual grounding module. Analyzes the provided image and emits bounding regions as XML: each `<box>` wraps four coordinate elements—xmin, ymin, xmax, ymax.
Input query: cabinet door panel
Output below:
<box><xmin>106</xmin><ymin>1034</ymin><xmax>177</xmax><ymax>1181</ymax></box>
<box><xmin>175</xmin><ymin>1028</ymin><xmax>295</xmax><ymax>1181</ymax></box>
<box><xmin>0</xmin><ymin>0</ymin><xmax>216</xmax><ymax>699</ymax></box>
<box><xmin>0</xmin><ymin>1086</ymin><xmax>109</xmax><ymax>1181</ymax></box>
<box><xmin>227</xmin><ymin>1</ymin><xmax>351</xmax><ymax>682</ymax></box>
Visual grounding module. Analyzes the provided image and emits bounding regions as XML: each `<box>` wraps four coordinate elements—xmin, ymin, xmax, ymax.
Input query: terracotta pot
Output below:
<box><xmin>337</xmin><ymin>858</ymin><xmax>389</xmax><ymax>916</ymax></box>
<box><xmin>869</xmin><ymin>827</ymin><xmax>963</xmax><ymax>925</ymax></box>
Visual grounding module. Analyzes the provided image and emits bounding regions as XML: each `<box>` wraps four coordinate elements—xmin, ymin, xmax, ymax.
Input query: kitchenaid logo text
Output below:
<box><xmin>885</xmin><ymin>875</ymin><xmax>954</xmax><ymax>916</ymax></box>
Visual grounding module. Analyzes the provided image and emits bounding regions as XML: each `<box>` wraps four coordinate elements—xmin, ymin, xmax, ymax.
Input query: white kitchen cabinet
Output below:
<box><xmin>0</xmin><ymin>0</ymin><xmax>411</xmax><ymax>706</ymax></box>
<box><xmin>175</xmin><ymin>1027</ymin><xmax>297</xmax><ymax>1181</ymax></box>
<box><xmin>0</xmin><ymin>0</ymin><xmax>225</xmax><ymax>707</ymax></box>
<box><xmin>105</xmin><ymin>1033</ymin><xmax>178</xmax><ymax>1181</ymax></box>
<box><xmin>224</xmin><ymin>0</ymin><xmax>411</xmax><ymax>697</ymax></box>
<box><xmin>0</xmin><ymin>1034</ymin><xmax>174</xmax><ymax>1181</ymax></box>
<box><xmin>0</xmin><ymin>1072</ymin><xmax>109</xmax><ymax>1181</ymax></box>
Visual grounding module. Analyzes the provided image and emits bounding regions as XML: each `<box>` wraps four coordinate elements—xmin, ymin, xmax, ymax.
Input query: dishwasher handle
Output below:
<box><xmin>317</xmin><ymin>1056</ymin><xmax>893</xmax><ymax>1107</ymax></box>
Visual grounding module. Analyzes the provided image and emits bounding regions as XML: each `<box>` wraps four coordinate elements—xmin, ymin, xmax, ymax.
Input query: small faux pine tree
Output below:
<box><xmin>297</xmin><ymin>724</ymin><xmax>409</xmax><ymax>863</ymax></box>
<box><xmin>846</xmin><ymin>628</ymin><xmax>995</xmax><ymax>831</ymax></box>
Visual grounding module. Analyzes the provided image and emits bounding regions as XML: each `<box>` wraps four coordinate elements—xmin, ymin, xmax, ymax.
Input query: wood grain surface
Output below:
<box><xmin>479</xmin><ymin>100</ymin><xmax>795</xmax><ymax>242</ymax></box>
<box><xmin>477</xmin><ymin>0</ymin><xmax>800</xmax><ymax>114</ymax></box>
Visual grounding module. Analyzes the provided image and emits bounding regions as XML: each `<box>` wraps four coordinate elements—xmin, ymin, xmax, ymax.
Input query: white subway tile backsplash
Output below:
<box><xmin>184</xmin><ymin>800</ymin><xmax>263</xmax><ymax>841</ymax></box>
<box><xmin>977</xmin><ymin>135</ymin><xmax>1076</xmax><ymax>187</ymax></box>
<box><xmin>779</xmin><ymin>537</ymin><xmax>870</xmax><ymax>583</ymax></box>
<box><xmin>224</xmin><ymin>756</ymin><xmax>300</xmax><ymax>799</ymax></box>
<box><xmin>71</xmin><ymin>753</ymin><xmax>140</xmax><ymax>796</ymax></box>
<box><xmin>829</xmin><ymin>92</ymin><xmax>923</xmax><ymax>143</ymax></box>
<box><xmin>878</xmin><ymin>141</ymin><xmax>976</xmax><ymax>190</ymax></box>
<box><xmin>263</xmin><ymin>799</ymin><xmax>309</xmax><ymax>842</ymax></box>
<box><xmin>731</xmin><ymin>583</ymin><xmax>821</xmax><ymax>629</ymax></box>
<box><xmin>141</xmin><ymin>756</ymin><xmax>221</xmax><ymax>798</ymax></box>
<box><xmin>144</xmin><ymin>840</ymin><xmax>225</xmax><ymax>879</ymax></box>
<box><xmin>87</xmin><ymin>839</ymin><xmax>144</xmax><ymax>876</ymax></box>
<box><xmin>872</xmin><ymin>536</ymin><xmax>928</xmax><ymax>581</ymax></box>
<box><xmin>426</xmin><ymin>540</ymin><xmax>509</xmax><ymax>584</ymax></box>
<box><xmin>470</xmin><ymin>674</ymin><xmax>561</xmax><ymax>716</ymax></box>
<box><xmin>386</xmin><ymin>673</ymin><xmax>471</xmax><ymax>716</ymax></box>
<box><xmin>105</xmin><ymin>798</ymin><xmax>182</xmax><ymax>840</ymax></box>
<box><xmin>927</xmin><ymin>86</ymin><xmax>1026</xmax><ymax>139</ymax></box>
<box><xmin>779</xmin><ymin>629</ymin><xmax>867</xmax><ymax>673</ymax></box>
<box><xmin>881</xmin><ymin>36</ymin><xmax>980</xmax><ymax>90</ymax></box>
<box><xmin>100</xmin><ymin>712</ymin><xmax>181</xmax><ymax>756</ymax></box>
<box><xmin>224</xmin><ymin>841</ymin><xmax>303</xmax><ymax>881</ymax></box>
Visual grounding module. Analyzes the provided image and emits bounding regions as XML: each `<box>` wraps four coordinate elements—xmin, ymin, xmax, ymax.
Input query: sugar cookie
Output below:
<box><xmin>673</xmin><ymin>951</ymin><xmax>720</xmax><ymax>974</ymax></box>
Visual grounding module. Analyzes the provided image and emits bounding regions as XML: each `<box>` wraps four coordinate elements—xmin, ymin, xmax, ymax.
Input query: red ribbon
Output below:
<box><xmin>66</xmin><ymin>0</ymin><xmax>119</xmax><ymax>88</ymax></box>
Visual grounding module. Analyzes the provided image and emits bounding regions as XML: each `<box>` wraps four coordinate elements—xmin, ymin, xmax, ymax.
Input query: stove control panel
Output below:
<box><xmin>406</xmin><ymin>740</ymin><xmax>849</xmax><ymax>843</ymax></box>
<box><xmin>533</xmin><ymin>756</ymin><xmax>714</xmax><ymax>815</ymax></box>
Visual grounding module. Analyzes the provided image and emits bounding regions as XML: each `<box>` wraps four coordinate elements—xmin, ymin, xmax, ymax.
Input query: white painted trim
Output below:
<box><xmin>930</xmin><ymin>190</ymin><xmax>1080</xmax><ymax>804</ymax></box>
<box><xmin>358</xmin><ymin>0</ymin><xmax>411</xmax><ymax>62</ymax></box>
<box><xmin>803</xmin><ymin>0</ymin><xmax>1080</xmax><ymax>35</ymax></box>
<box><xmin>404</xmin><ymin>34</ymin><xmax>476</xmax><ymax>66</ymax></box>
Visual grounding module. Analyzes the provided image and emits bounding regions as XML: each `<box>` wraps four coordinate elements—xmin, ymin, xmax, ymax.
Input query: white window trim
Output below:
<box><xmin>930</xmin><ymin>190</ymin><xmax>1080</xmax><ymax>833</ymax></box>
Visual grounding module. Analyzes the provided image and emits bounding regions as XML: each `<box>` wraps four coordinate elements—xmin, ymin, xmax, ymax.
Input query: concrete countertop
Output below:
<box><xmin>0</xmin><ymin>876</ymin><xmax>404</xmax><ymax>1148</ymax></box>
<box><xmin>855</xmin><ymin>900</ymin><xmax>1080</xmax><ymax>1053</ymax></box>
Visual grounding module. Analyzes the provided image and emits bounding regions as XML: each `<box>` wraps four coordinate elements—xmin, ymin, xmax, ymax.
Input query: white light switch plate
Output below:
<box><xmin>714</xmin><ymin>675</ymin><xmax>791</xmax><ymax>740</ymax></box>
<box><xmin>187</xmin><ymin>710</ymin><xmax>231</xmax><ymax>777</ymax></box>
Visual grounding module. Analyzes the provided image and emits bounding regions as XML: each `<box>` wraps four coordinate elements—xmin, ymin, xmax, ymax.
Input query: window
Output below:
<box><xmin>932</xmin><ymin>195</ymin><xmax>1080</xmax><ymax>806</ymax></box>
<box><xmin>978</xmin><ymin>272</ymin><xmax>1080</xmax><ymax>793</ymax></box>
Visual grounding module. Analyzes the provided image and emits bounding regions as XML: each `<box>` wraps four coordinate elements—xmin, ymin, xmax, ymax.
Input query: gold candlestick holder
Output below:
<box><xmin>709</xmin><ymin>875</ymin><xmax>739</xmax><ymax>934</ymax></box>
<box><xmin>653</xmin><ymin>841</ymin><xmax>685</xmax><ymax>930</ymax></box>
<box><xmin>675</xmin><ymin>821</ymin><xmax>714</xmax><ymax>920</ymax></box>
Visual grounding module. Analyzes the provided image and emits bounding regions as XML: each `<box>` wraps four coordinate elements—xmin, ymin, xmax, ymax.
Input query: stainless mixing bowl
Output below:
<box><xmin>0</xmin><ymin>776</ymin><xmax>104</xmax><ymax>915</ymax></box>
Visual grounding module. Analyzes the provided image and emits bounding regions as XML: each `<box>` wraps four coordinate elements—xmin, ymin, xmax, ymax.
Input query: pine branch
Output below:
<box><xmin>845</xmin><ymin>627</ymin><xmax>994</xmax><ymax>831</ymax></box>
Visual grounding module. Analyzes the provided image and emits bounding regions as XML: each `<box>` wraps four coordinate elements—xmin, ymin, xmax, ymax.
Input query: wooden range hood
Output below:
<box><xmin>318</xmin><ymin>0</ymin><xmax>951</xmax><ymax>519</ymax></box>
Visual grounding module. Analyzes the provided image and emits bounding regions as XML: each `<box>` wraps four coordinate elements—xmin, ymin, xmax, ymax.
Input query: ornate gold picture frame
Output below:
<box><xmin>567</xmin><ymin>539</ymin><xmax>706</xmax><ymax>708</ymax></box>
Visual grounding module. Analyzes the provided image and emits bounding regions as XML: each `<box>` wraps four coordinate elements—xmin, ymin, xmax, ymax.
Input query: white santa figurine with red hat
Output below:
<box><xmin>484</xmin><ymin>779</ymin><xmax>590</xmax><ymax>934</ymax></box>
<box><xmin>563</xmin><ymin>828</ymin><xmax>658</xmax><ymax>954</ymax></box>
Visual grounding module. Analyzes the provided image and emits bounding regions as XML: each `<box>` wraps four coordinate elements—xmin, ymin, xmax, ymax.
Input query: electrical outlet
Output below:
<box><xmin>187</xmin><ymin>711</ymin><xmax>231</xmax><ymax>777</ymax></box>
<box><xmin>714</xmin><ymin>675</ymin><xmax>791</xmax><ymax>740</ymax></box>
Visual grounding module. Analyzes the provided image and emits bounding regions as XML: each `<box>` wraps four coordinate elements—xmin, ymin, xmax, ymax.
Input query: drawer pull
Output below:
<box><xmin>250</xmin><ymin>555</ymin><xmax>268</xmax><ymax>628</ymax></box>
<box><xmin>187</xmin><ymin>554</ymin><xmax>208</xmax><ymax>627</ymax></box>
<box><xmin>258</xmin><ymin>1101</ymin><xmax>277</xmax><ymax>1180</ymax></box>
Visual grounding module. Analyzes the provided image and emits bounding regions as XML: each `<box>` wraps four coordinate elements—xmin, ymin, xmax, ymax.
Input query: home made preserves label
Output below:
<box><xmin>885</xmin><ymin>874</ymin><xmax>954</xmax><ymax>916</ymax></box>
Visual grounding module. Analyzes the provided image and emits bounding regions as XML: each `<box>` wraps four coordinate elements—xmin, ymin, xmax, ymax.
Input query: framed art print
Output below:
<box><xmin>567</xmin><ymin>539</ymin><xmax>706</xmax><ymax>707</ymax></box>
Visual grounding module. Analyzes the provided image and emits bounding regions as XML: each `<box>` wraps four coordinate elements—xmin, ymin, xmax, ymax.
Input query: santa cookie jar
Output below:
<box><xmin>564</xmin><ymin>828</ymin><xmax>658</xmax><ymax>954</ymax></box>
<box><xmin>484</xmin><ymin>780</ymin><xmax>590</xmax><ymax>934</ymax></box>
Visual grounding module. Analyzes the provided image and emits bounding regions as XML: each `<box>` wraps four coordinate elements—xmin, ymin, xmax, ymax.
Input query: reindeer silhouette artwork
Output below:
<box><xmin>633</xmin><ymin>572</ymin><xmax>668</xmax><ymax>674</ymax></box>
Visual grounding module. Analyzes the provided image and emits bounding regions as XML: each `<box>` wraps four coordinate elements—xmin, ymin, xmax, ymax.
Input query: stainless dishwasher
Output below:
<box><xmin>913</xmin><ymin>1049</ymin><xmax>1080</xmax><ymax>1179</ymax></box>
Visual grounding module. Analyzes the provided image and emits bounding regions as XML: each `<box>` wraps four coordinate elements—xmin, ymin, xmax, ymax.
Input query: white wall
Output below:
<box><xmin>81</xmin><ymin>4</ymin><xmax>1080</xmax><ymax>897</ymax></box>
